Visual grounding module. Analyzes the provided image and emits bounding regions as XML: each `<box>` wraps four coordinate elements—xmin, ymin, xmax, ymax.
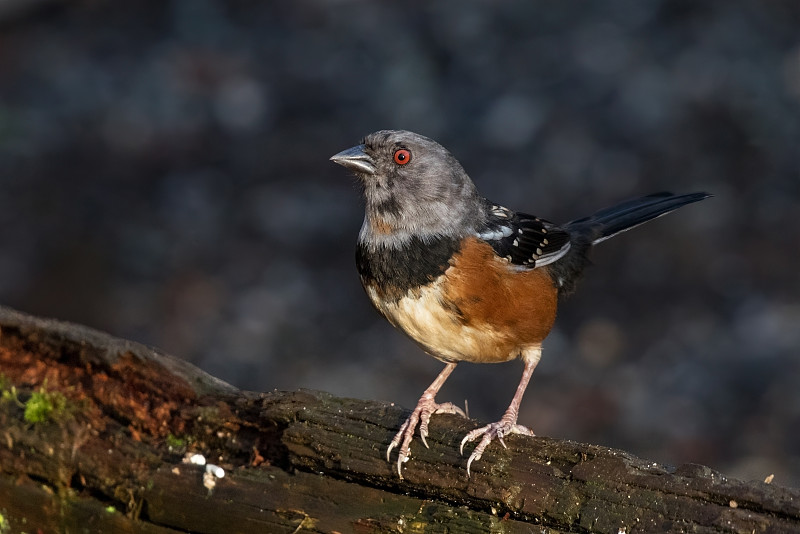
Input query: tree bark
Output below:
<box><xmin>0</xmin><ymin>305</ymin><xmax>798</xmax><ymax>533</ymax></box>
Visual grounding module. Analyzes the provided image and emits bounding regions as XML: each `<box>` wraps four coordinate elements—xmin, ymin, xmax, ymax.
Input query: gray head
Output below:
<box><xmin>330</xmin><ymin>130</ymin><xmax>485</xmax><ymax>248</ymax></box>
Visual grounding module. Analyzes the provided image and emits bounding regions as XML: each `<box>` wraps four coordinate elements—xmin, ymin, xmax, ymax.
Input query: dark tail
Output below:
<box><xmin>549</xmin><ymin>191</ymin><xmax>711</xmax><ymax>295</ymax></box>
<box><xmin>566</xmin><ymin>191</ymin><xmax>711</xmax><ymax>244</ymax></box>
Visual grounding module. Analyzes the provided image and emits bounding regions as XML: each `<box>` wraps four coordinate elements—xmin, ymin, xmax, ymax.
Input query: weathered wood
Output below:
<box><xmin>0</xmin><ymin>305</ymin><xmax>798</xmax><ymax>533</ymax></box>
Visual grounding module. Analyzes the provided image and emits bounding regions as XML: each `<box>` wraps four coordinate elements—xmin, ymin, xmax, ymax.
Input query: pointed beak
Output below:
<box><xmin>330</xmin><ymin>144</ymin><xmax>376</xmax><ymax>175</ymax></box>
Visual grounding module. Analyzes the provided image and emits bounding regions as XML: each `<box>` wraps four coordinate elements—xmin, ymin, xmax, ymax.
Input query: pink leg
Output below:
<box><xmin>460</xmin><ymin>348</ymin><xmax>541</xmax><ymax>476</ymax></box>
<box><xmin>386</xmin><ymin>362</ymin><xmax>466</xmax><ymax>478</ymax></box>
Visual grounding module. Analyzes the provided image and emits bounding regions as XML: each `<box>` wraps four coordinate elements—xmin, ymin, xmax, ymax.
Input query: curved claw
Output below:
<box><xmin>419</xmin><ymin>415</ymin><xmax>430</xmax><ymax>449</ymax></box>
<box><xmin>465</xmin><ymin>451</ymin><xmax>480</xmax><ymax>478</ymax></box>
<box><xmin>395</xmin><ymin>452</ymin><xmax>405</xmax><ymax>478</ymax></box>
<box><xmin>386</xmin><ymin>416</ymin><xmax>412</xmax><ymax>462</ymax></box>
<box><xmin>459</xmin><ymin>433</ymin><xmax>469</xmax><ymax>456</ymax></box>
<box><xmin>386</xmin><ymin>399</ymin><xmax>467</xmax><ymax>477</ymax></box>
<box><xmin>459</xmin><ymin>424</ymin><xmax>486</xmax><ymax>456</ymax></box>
<box><xmin>466</xmin><ymin>454</ymin><xmax>477</xmax><ymax>477</ymax></box>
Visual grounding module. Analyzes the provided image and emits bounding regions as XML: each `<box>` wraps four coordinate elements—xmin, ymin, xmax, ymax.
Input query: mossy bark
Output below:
<box><xmin>0</xmin><ymin>306</ymin><xmax>798</xmax><ymax>533</ymax></box>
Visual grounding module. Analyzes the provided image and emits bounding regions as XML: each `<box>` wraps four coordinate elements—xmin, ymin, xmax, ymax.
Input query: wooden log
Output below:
<box><xmin>0</xmin><ymin>305</ymin><xmax>798</xmax><ymax>533</ymax></box>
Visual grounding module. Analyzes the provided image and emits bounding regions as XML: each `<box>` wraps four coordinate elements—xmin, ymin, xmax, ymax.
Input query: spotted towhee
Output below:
<box><xmin>331</xmin><ymin>129</ymin><xmax>710</xmax><ymax>478</ymax></box>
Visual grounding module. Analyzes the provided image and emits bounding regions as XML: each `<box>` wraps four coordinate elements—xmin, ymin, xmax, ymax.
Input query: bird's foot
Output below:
<box><xmin>460</xmin><ymin>418</ymin><xmax>535</xmax><ymax>476</ymax></box>
<box><xmin>386</xmin><ymin>397</ymin><xmax>466</xmax><ymax>478</ymax></box>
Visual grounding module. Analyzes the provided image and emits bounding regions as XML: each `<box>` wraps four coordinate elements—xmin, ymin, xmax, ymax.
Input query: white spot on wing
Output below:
<box><xmin>477</xmin><ymin>226</ymin><xmax>513</xmax><ymax>241</ymax></box>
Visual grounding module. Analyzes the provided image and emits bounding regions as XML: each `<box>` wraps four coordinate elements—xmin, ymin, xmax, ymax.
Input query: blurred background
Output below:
<box><xmin>1</xmin><ymin>0</ymin><xmax>798</xmax><ymax>487</ymax></box>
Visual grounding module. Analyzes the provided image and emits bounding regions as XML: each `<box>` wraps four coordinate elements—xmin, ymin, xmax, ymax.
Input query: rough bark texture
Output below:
<box><xmin>0</xmin><ymin>305</ymin><xmax>798</xmax><ymax>533</ymax></box>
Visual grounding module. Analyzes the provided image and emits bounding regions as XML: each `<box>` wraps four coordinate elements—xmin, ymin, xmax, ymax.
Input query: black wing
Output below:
<box><xmin>476</xmin><ymin>204</ymin><xmax>572</xmax><ymax>268</ymax></box>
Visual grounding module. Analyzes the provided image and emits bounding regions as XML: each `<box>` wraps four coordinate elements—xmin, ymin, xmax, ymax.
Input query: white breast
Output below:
<box><xmin>365</xmin><ymin>280</ymin><xmax>515</xmax><ymax>363</ymax></box>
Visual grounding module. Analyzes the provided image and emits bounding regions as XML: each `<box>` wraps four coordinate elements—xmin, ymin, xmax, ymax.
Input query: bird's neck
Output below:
<box><xmin>358</xmin><ymin>214</ymin><xmax>472</xmax><ymax>251</ymax></box>
<box><xmin>359</xmin><ymin>195</ymin><xmax>487</xmax><ymax>251</ymax></box>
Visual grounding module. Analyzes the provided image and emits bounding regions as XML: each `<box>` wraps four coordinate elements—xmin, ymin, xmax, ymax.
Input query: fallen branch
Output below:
<box><xmin>0</xmin><ymin>305</ymin><xmax>798</xmax><ymax>533</ymax></box>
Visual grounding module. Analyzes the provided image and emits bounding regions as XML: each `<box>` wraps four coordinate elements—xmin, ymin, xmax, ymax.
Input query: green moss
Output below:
<box><xmin>166</xmin><ymin>434</ymin><xmax>187</xmax><ymax>450</ymax></box>
<box><xmin>1</xmin><ymin>386</ymin><xmax>21</xmax><ymax>406</ymax></box>
<box><xmin>23</xmin><ymin>389</ymin><xmax>68</xmax><ymax>424</ymax></box>
<box><xmin>0</xmin><ymin>375</ymin><xmax>21</xmax><ymax>407</ymax></box>
<box><xmin>0</xmin><ymin>510</ymin><xmax>9</xmax><ymax>534</ymax></box>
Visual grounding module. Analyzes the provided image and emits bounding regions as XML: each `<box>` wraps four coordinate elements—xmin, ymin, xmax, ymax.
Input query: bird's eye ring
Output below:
<box><xmin>393</xmin><ymin>149</ymin><xmax>411</xmax><ymax>165</ymax></box>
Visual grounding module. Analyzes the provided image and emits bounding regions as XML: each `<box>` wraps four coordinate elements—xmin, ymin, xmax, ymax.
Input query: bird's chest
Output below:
<box><xmin>358</xmin><ymin>237</ymin><xmax>559</xmax><ymax>363</ymax></box>
<box><xmin>356</xmin><ymin>235</ymin><xmax>457</xmax><ymax>300</ymax></box>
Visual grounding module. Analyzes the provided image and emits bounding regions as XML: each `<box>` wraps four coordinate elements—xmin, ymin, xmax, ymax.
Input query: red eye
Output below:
<box><xmin>393</xmin><ymin>149</ymin><xmax>411</xmax><ymax>165</ymax></box>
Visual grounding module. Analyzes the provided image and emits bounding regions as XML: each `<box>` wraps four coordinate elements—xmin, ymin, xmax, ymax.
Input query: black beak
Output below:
<box><xmin>330</xmin><ymin>144</ymin><xmax>376</xmax><ymax>175</ymax></box>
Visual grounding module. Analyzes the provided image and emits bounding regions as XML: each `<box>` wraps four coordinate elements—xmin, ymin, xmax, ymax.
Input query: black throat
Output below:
<box><xmin>356</xmin><ymin>235</ymin><xmax>460</xmax><ymax>300</ymax></box>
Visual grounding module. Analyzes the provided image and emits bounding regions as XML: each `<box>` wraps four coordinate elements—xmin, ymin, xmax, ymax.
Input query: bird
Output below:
<box><xmin>330</xmin><ymin>129</ymin><xmax>710</xmax><ymax>478</ymax></box>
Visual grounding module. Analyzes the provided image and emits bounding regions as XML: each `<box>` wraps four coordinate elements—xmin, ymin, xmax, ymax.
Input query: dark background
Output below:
<box><xmin>1</xmin><ymin>1</ymin><xmax>798</xmax><ymax>487</ymax></box>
